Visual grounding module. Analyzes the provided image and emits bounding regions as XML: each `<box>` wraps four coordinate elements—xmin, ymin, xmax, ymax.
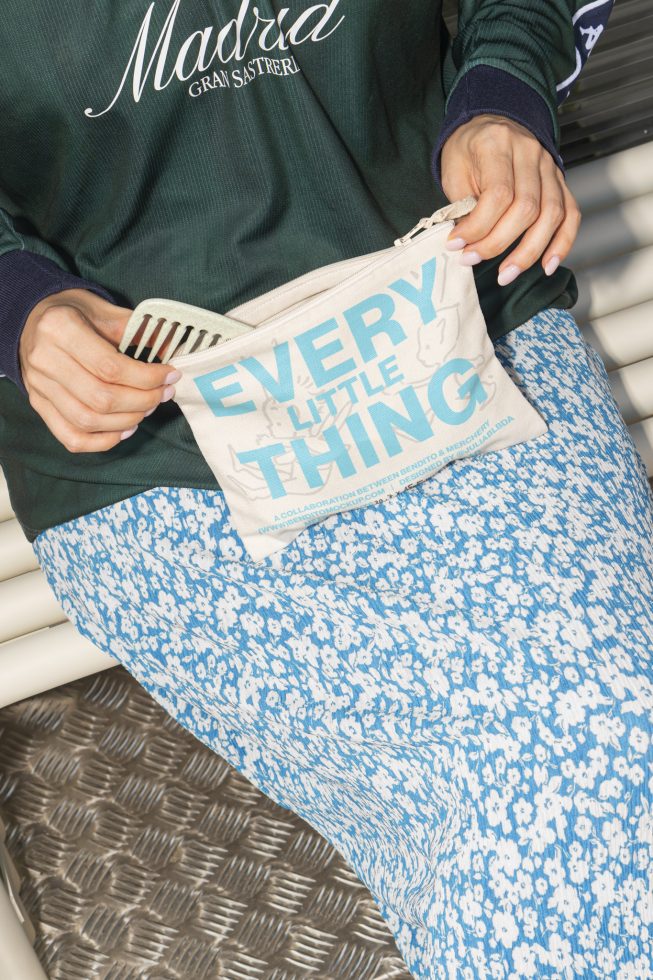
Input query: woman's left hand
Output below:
<box><xmin>439</xmin><ymin>113</ymin><xmax>582</xmax><ymax>285</ymax></box>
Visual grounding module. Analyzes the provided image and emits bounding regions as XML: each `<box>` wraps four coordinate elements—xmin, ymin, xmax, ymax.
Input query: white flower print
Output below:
<box><xmin>629</xmin><ymin>727</ymin><xmax>650</xmax><ymax>755</ymax></box>
<box><xmin>31</xmin><ymin>310</ymin><xmax>653</xmax><ymax>980</ymax></box>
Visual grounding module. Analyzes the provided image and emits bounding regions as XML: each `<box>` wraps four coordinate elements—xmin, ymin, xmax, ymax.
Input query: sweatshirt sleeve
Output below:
<box><xmin>432</xmin><ymin>0</ymin><xmax>615</xmax><ymax>190</ymax></box>
<box><xmin>0</xmin><ymin>207</ymin><xmax>118</xmax><ymax>397</ymax></box>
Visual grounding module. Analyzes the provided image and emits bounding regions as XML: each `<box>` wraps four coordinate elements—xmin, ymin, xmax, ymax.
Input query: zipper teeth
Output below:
<box><xmin>169</xmin><ymin>219</ymin><xmax>454</xmax><ymax>368</ymax></box>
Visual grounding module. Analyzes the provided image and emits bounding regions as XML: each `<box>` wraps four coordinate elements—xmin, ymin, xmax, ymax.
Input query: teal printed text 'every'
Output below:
<box><xmin>188</xmin><ymin>255</ymin><xmax>493</xmax><ymax>497</ymax></box>
<box><xmin>193</xmin><ymin>257</ymin><xmax>438</xmax><ymax>417</ymax></box>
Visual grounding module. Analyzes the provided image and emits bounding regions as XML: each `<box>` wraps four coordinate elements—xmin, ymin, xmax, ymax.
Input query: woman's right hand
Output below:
<box><xmin>18</xmin><ymin>287</ymin><xmax>181</xmax><ymax>453</ymax></box>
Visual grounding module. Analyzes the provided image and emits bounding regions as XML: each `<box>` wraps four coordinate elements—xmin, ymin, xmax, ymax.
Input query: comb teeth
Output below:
<box><xmin>120</xmin><ymin>314</ymin><xmax>221</xmax><ymax>364</ymax></box>
<box><xmin>119</xmin><ymin>299</ymin><xmax>254</xmax><ymax>363</ymax></box>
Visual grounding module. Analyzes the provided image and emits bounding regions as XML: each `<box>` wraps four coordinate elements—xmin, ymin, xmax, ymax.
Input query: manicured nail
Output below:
<box><xmin>446</xmin><ymin>236</ymin><xmax>466</xmax><ymax>251</ymax></box>
<box><xmin>165</xmin><ymin>369</ymin><xmax>182</xmax><ymax>384</ymax></box>
<box><xmin>144</xmin><ymin>406</ymin><xmax>157</xmax><ymax>417</ymax></box>
<box><xmin>459</xmin><ymin>250</ymin><xmax>482</xmax><ymax>266</ymax></box>
<box><xmin>161</xmin><ymin>385</ymin><xmax>176</xmax><ymax>402</ymax></box>
<box><xmin>544</xmin><ymin>255</ymin><xmax>560</xmax><ymax>276</ymax></box>
<box><xmin>497</xmin><ymin>264</ymin><xmax>521</xmax><ymax>286</ymax></box>
<box><xmin>120</xmin><ymin>426</ymin><xmax>138</xmax><ymax>440</ymax></box>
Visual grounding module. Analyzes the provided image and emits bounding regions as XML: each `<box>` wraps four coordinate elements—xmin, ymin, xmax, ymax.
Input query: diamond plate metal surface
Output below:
<box><xmin>0</xmin><ymin>668</ymin><xmax>412</xmax><ymax>980</ymax></box>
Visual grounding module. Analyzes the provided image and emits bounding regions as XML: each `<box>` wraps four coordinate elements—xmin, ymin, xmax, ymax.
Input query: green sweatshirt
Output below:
<box><xmin>0</xmin><ymin>0</ymin><xmax>612</xmax><ymax>543</ymax></box>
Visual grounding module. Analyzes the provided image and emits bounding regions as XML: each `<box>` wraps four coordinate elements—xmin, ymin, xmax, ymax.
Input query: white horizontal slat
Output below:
<box><xmin>0</xmin><ymin>622</ymin><xmax>117</xmax><ymax>710</ymax></box>
<box><xmin>566</xmin><ymin>142</ymin><xmax>653</xmax><ymax>215</ymax></box>
<box><xmin>629</xmin><ymin>417</ymin><xmax>653</xmax><ymax>478</ymax></box>
<box><xmin>609</xmin><ymin>358</ymin><xmax>653</xmax><ymax>426</ymax></box>
<box><xmin>573</xmin><ymin>245</ymin><xmax>653</xmax><ymax>324</ymax></box>
<box><xmin>0</xmin><ymin>570</ymin><xmax>67</xmax><ymax>644</ymax></box>
<box><xmin>0</xmin><ymin>520</ymin><xmax>39</xmax><ymax>581</ymax></box>
<box><xmin>567</xmin><ymin>192</ymin><xmax>653</xmax><ymax>270</ymax></box>
<box><xmin>581</xmin><ymin>300</ymin><xmax>653</xmax><ymax>371</ymax></box>
<box><xmin>0</xmin><ymin>472</ymin><xmax>12</xmax><ymax>523</ymax></box>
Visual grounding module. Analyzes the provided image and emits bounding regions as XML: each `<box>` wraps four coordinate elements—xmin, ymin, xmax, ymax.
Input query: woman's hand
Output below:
<box><xmin>19</xmin><ymin>288</ymin><xmax>180</xmax><ymax>453</ymax></box>
<box><xmin>439</xmin><ymin>113</ymin><xmax>582</xmax><ymax>285</ymax></box>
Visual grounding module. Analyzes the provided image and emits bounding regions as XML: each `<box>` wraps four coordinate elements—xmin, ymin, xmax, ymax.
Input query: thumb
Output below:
<box><xmin>85</xmin><ymin>294</ymin><xmax>174</xmax><ymax>359</ymax></box>
<box><xmin>440</xmin><ymin>137</ymin><xmax>476</xmax><ymax>204</ymax></box>
<box><xmin>66</xmin><ymin>289</ymin><xmax>132</xmax><ymax>348</ymax></box>
<box><xmin>82</xmin><ymin>294</ymin><xmax>135</xmax><ymax>349</ymax></box>
<box><xmin>95</xmin><ymin>298</ymin><xmax>182</xmax><ymax>362</ymax></box>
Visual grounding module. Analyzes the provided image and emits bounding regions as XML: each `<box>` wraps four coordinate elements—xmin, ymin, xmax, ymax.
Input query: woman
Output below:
<box><xmin>2</xmin><ymin>1</ymin><xmax>652</xmax><ymax>976</ymax></box>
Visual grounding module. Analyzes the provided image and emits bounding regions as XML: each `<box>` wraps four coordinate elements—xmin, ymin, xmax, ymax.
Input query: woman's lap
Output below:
<box><xmin>33</xmin><ymin>308</ymin><xmax>653</xmax><ymax>978</ymax></box>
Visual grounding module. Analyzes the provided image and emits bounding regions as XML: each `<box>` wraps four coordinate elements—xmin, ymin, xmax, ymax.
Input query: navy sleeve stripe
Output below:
<box><xmin>0</xmin><ymin>249</ymin><xmax>117</xmax><ymax>396</ymax></box>
<box><xmin>431</xmin><ymin>65</ymin><xmax>565</xmax><ymax>193</ymax></box>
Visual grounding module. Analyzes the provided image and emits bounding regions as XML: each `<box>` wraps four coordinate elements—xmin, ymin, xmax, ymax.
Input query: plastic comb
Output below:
<box><xmin>118</xmin><ymin>298</ymin><xmax>254</xmax><ymax>364</ymax></box>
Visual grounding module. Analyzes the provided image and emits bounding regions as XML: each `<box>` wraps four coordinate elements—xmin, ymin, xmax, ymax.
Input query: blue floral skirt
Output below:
<box><xmin>33</xmin><ymin>308</ymin><xmax>653</xmax><ymax>979</ymax></box>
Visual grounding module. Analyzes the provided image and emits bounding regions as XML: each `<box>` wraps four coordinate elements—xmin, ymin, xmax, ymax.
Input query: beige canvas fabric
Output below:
<box><xmin>132</xmin><ymin>196</ymin><xmax>547</xmax><ymax>560</ymax></box>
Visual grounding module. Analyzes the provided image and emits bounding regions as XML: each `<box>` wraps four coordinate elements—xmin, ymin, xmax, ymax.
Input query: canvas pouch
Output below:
<box><xmin>146</xmin><ymin>196</ymin><xmax>547</xmax><ymax>560</ymax></box>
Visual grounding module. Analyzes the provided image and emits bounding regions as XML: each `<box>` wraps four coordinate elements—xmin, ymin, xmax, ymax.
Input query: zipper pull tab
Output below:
<box><xmin>393</xmin><ymin>194</ymin><xmax>478</xmax><ymax>247</ymax></box>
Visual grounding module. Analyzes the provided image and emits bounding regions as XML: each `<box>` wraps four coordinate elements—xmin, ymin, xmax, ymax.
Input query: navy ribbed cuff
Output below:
<box><xmin>432</xmin><ymin>64</ymin><xmax>565</xmax><ymax>192</ymax></box>
<box><xmin>0</xmin><ymin>249</ymin><xmax>117</xmax><ymax>396</ymax></box>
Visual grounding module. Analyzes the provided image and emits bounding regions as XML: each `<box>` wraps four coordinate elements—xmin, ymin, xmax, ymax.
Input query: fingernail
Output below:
<box><xmin>120</xmin><ymin>426</ymin><xmax>138</xmax><ymax>440</ymax></box>
<box><xmin>165</xmin><ymin>369</ymin><xmax>182</xmax><ymax>384</ymax></box>
<box><xmin>544</xmin><ymin>255</ymin><xmax>560</xmax><ymax>276</ymax></box>
<box><xmin>446</xmin><ymin>236</ymin><xmax>466</xmax><ymax>251</ymax></box>
<box><xmin>161</xmin><ymin>385</ymin><xmax>176</xmax><ymax>402</ymax></box>
<box><xmin>497</xmin><ymin>264</ymin><xmax>521</xmax><ymax>286</ymax></box>
<box><xmin>459</xmin><ymin>250</ymin><xmax>482</xmax><ymax>266</ymax></box>
<box><xmin>144</xmin><ymin>406</ymin><xmax>157</xmax><ymax>417</ymax></box>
